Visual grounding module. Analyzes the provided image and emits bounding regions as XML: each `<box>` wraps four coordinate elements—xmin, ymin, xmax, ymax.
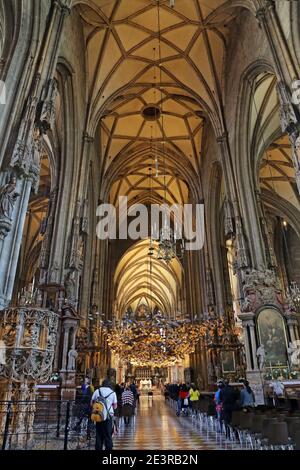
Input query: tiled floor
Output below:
<box><xmin>113</xmin><ymin>395</ymin><xmax>214</xmax><ymax>450</ymax></box>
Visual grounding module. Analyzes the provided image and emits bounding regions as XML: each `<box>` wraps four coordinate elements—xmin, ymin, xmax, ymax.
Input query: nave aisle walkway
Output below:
<box><xmin>113</xmin><ymin>395</ymin><xmax>215</xmax><ymax>450</ymax></box>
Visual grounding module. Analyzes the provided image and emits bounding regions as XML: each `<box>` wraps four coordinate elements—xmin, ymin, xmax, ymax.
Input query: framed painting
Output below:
<box><xmin>221</xmin><ymin>350</ymin><xmax>236</xmax><ymax>373</ymax></box>
<box><xmin>257</xmin><ymin>308</ymin><xmax>288</xmax><ymax>366</ymax></box>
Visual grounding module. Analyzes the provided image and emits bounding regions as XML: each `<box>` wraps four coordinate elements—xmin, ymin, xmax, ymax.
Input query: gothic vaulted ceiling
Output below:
<box><xmin>250</xmin><ymin>73</ymin><xmax>300</xmax><ymax>212</ymax></box>
<box><xmin>73</xmin><ymin>0</ymin><xmax>245</xmax><ymax>315</ymax></box>
<box><xmin>75</xmin><ymin>0</ymin><xmax>241</xmax><ymax>179</ymax></box>
<box><xmin>114</xmin><ymin>239</ymin><xmax>182</xmax><ymax>316</ymax></box>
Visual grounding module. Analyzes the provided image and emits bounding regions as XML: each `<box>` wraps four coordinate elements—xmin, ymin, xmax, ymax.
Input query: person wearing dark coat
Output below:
<box><xmin>219</xmin><ymin>380</ymin><xmax>237</xmax><ymax>438</ymax></box>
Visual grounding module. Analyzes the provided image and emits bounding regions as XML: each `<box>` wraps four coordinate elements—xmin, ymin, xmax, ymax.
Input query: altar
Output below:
<box><xmin>139</xmin><ymin>379</ymin><xmax>152</xmax><ymax>394</ymax></box>
<box><xmin>264</xmin><ymin>379</ymin><xmax>300</xmax><ymax>410</ymax></box>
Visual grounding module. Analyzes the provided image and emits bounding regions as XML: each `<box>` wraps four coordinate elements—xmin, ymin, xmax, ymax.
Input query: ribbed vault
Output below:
<box><xmin>109</xmin><ymin>153</ymin><xmax>189</xmax><ymax>208</ymax></box>
<box><xmin>74</xmin><ymin>0</ymin><xmax>244</xmax><ymax>172</ymax></box>
<box><xmin>260</xmin><ymin>135</ymin><xmax>300</xmax><ymax>212</ymax></box>
<box><xmin>249</xmin><ymin>72</ymin><xmax>300</xmax><ymax>212</ymax></box>
<box><xmin>114</xmin><ymin>239</ymin><xmax>182</xmax><ymax>317</ymax></box>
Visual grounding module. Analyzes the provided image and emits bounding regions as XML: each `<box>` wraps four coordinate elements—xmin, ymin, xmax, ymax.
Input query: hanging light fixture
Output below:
<box><xmin>151</xmin><ymin>0</ymin><xmax>184</xmax><ymax>264</ymax></box>
<box><xmin>156</xmin><ymin>223</ymin><xmax>184</xmax><ymax>263</ymax></box>
<box><xmin>101</xmin><ymin>309</ymin><xmax>203</xmax><ymax>367</ymax></box>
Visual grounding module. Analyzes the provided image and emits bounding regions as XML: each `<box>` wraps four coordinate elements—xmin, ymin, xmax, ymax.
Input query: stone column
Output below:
<box><xmin>249</xmin><ymin>319</ymin><xmax>259</xmax><ymax>370</ymax></box>
<box><xmin>244</xmin><ymin>332</ymin><xmax>252</xmax><ymax>371</ymax></box>
<box><xmin>0</xmin><ymin>177</ymin><xmax>32</xmax><ymax>309</ymax></box>
<box><xmin>255</xmin><ymin>2</ymin><xmax>300</xmax><ymax>194</ymax></box>
<box><xmin>0</xmin><ymin>1</ymin><xmax>72</xmax><ymax>309</ymax></box>
<box><xmin>240</xmin><ymin>314</ymin><xmax>266</xmax><ymax>405</ymax></box>
<box><xmin>239</xmin><ymin>315</ymin><xmax>255</xmax><ymax>371</ymax></box>
<box><xmin>286</xmin><ymin>317</ymin><xmax>298</xmax><ymax>343</ymax></box>
<box><xmin>59</xmin><ymin>305</ymin><xmax>79</xmax><ymax>399</ymax></box>
<box><xmin>295</xmin><ymin>324</ymin><xmax>300</xmax><ymax>341</ymax></box>
<box><xmin>255</xmin><ymin>1</ymin><xmax>298</xmax><ymax>83</ymax></box>
<box><xmin>216</xmin><ymin>133</ymin><xmax>265</xmax><ymax>271</ymax></box>
<box><xmin>61</xmin><ymin>325</ymin><xmax>70</xmax><ymax>371</ymax></box>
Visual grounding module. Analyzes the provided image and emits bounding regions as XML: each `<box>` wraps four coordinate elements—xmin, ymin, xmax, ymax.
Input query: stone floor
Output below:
<box><xmin>113</xmin><ymin>395</ymin><xmax>215</xmax><ymax>450</ymax></box>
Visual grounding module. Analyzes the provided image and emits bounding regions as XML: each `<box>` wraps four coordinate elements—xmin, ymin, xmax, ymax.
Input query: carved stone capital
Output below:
<box><xmin>0</xmin><ymin>174</ymin><xmax>20</xmax><ymax>237</ymax></box>
<box><xmin>0</xmin><ymin>215</ymin><xmax>12</xmax><ymax>240</ymax></box>
<box><xmin>234</xmin><ymin>216</ymin><xmax>249</xmax><ymax>269</ymax></box>
<box><xmin>216</xmin><ymin>132</ymin><xmax>228</xmax><ymax>145</ymax></box>
<box><xmin>255</xmin><ymin>7</ymin><xmax>266</xmax><ymax>26</ymax></box>
<box><xmin>83</xmin><ymin>132</ymin><xmax>94</xmax><ymax>143</ymax></box>
<box><xmin>286</xmin><ymin>317</ymin><xmax>298</xmax><ymax>327</ymax></box>
<box><xmin>10</xmin><ymin>128</ymin><xmax>42</xmax><ymax>192</ymax></box>
<box><xmin>224</xmin><ymin>198</ymin><xmax>234</xmax><ymax>238</ymax></box>
<box><xmin>53</xmin><ymin>0</ymin><xmax>72</xmax><ymax>15</ymax></box>
<box><xmin>277</xmin><ymin>81</ymin><xmax>299</xmax><ymax>138</ymax></box>
<box><xmin>265</xmin><ymin>0</ymin><xmax>275</xmax><ymax>11</ymax></box>
<box><xmin>240</xmin><ymin>267</ymin><xmax>283</xmax><ymax>313</ymax></box>
<box><xmin>38</xmin><ymin>78</ymin><xmax>58</xmax><ymax>133</ymax></box>
<box><xmin>238</xmin><ymin>311</ymin><xmax>255</xmax><ymax>324</ymax></box>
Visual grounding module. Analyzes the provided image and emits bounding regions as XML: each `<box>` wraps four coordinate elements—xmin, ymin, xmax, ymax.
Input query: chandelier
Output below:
<box><xmin>148</xmin><ymin>225</ymin><xmax>184</xmax><ymax>263</ymax></box>
<box><xmin>145</xmin><ymin>2</ymin><xmax>185</xmax><ymax>264</ymax></box>
<box><xmin>286</xmin><ymin>281</ymin><xmax>300</xmax><ymax>312</ymax></box>
<box><xmin>198</xmin><ymin>315</ymin><xmax>243</xmax><ymax>351</ymax></box>
<box><xmin>101</xmin><ymin>309</ymin><xmax>202</xmax><ymax>367</ymax></box>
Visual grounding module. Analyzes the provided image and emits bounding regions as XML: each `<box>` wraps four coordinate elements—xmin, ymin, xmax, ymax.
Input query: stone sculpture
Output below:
<box><xmin>67</xmin><ymin>348</ymin><xmax>78</xmax><ymax>371</ymax></box>
<box><xmin>256</xmin><ymin>344</ymin><xmax>266</xmax><ymax>370</ymax></box>
<box><xmin>0</xmin><ymin>176</ymin><xmax>19</xmax><ymax>219</ymax></box>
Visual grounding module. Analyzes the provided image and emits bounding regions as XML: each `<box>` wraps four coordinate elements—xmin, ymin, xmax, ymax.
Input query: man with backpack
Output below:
<box><xmin>91</xmin><ymin>379</ymin><xmax>117</xmax><ymax>450</ymax></box>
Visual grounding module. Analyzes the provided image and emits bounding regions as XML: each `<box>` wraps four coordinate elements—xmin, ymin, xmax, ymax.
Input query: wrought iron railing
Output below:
<box><xmin>0</xmin><ymin>399</ymin><xmax>96</xmax><ymax>450</ymax></box>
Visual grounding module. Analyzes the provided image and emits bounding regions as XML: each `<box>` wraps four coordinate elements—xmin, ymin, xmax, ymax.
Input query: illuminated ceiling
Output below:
<box><xmin>114</xmin><ymin>239</ymin><xmax>183</xmax><ymax>316</ymax></box>
<box><xmin>109</xmin><ymin>154</ymin><xmax>189</xmax><ymax>208</ymax></box>
<box><xmin>249</xmin><ymin>73</ymin><xmax>280</xmax><ymax>163</ymax></box>
<box><xmin>260</xmin><ymin>135</ymin><xmax>300</xmax><ymax>212</ymax></box>
<box><xmin>75</xmin><ymin>0</ymin><xmax>241</xmax><ymax>175</ymax></box>
<box><xmin>250</xmin><ymin>73</ymin><xmax>300</xmax><ymax>212</ymax></box>
<box><xmin>72</xmin><ymin>1</ymin><xmax>245</xmax><ymax>318</ymax></box>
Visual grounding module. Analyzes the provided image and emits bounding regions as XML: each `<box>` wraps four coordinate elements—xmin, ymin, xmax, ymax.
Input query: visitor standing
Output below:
<box><xmin>240</xmin><ymin>380</ymin><xmax>255</xmax><ymax>410</ymax></box>
<box><xmin>178</xmin><ymin>383</ymin><xmax>189</xmax><ymax>416</ymax></box>
<box><xmin>114</xmin><ymin>383</ymin><xmax>123</xmax><ymax>422</ymax></box>
<box><xmin>164</xmin><ymin>383</ymin><xmax>170</xmax><ymax>401</ymax></box>
<box><xmin>214</xmin><ymin>380</ymin><xmax>224</xmax><ymax>432</ymax></box>
<box><xmin>74</xmin><ymin>377</ymin><xmax>94</xmax><ymax>432</ymax></box>
<box><xmin>189</xmin><ymin>383</ymin><xmax>200</xmax><ymax>415</ymax></box>
<box><xmin>219</xmin><ymin>380</ymin><xmax>236</xmax><ymax>438</ymax></box>
<box><xmin>121</xmin><ymin>385</ymin><xmax>135</xmax><ymax>426</ymax></box>
<box><xmin>130</xmin><ymin>381</ymin><xmax>138</xmax><ymax>400</ymax></box>
<box><xmin>91</xmin><ymin>379</ymin><xmax>117</xmax><ymax>450</ymax></box>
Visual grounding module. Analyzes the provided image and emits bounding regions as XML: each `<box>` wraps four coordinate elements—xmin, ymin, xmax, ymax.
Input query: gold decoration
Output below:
<box><xmin>102</xmin><ymin>311</ymin><xmax>203</xmax><ymax>367</ymax></box>
<box><xmin>102</xmin><ymin>309</ymin><xmax>243</xmax><ymax>367</ymax></box>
